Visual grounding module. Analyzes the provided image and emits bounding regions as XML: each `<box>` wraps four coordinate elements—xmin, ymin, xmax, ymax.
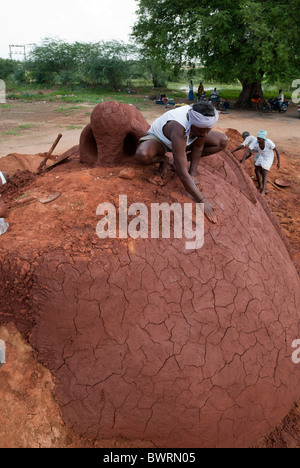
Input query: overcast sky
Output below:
<box><xmin>0</xmin><ymin>0</ymin><xmax>138</xmax><ymax>59</ymax></box>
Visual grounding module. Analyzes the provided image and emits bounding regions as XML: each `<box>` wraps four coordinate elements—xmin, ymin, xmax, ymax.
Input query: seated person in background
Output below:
<box><xmin>272</xmin><ymin>89</ymin><xmax>284</xmax><ymax>110</ymax></box>
<box><xmin>251</xmin><ymin>93</ymin><xmax>262</xmax><ymax>110</ymax></box>
<box><xmin>277</xmin><ymin>89</ymin><xmax>284</xmax><ymax>106</ymax></box>
<box><xmin>210</xmin><ymin>88</ymin><xmax>221</xmax><ymax>109</ymax></box>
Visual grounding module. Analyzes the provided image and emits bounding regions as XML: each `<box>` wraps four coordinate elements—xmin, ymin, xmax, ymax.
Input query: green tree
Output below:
<box><xmin>0</xmin><ymin>58</ymin><xmax>17</xmax><ymax>80</ymax></box>
<box><xmin>133</xmin><ymin>0</ymin><xmax>300</xmax><ymax>107</ymax></box>
<box><xmin>83</xmin><ymin>41</ymin><xmax>140</xmax><ymax>90</ymax></box>
<box><xmin>28</xmin><ymin>38</ymin><xmax>92</xmax><ymax>84</ymax></box>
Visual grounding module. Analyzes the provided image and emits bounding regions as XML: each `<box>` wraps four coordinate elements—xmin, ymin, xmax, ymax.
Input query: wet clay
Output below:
<box><xmin>0</xmin><ymin>120</ymin><xmax>300</xmax><ymax>448</ymax></box>
<box><xmin>80</xmin><ymin>101</ymin><xmax>150</xmax><ymax>166</ymax></box>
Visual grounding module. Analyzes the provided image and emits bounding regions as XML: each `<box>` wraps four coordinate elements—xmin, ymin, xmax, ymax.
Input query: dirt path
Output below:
<box><xmin>1</xmin><ymin>99</ymin><xmax>299</xmax><ymax>156</ymax></box>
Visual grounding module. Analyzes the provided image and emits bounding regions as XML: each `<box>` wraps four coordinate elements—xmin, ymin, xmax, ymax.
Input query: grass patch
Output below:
<box><xmin>18</xmin><ymin>124</ymin><xmax>34</xmax><ymax>129</ymax></box>
<box><xmin>1</xmin><ymin>124</ymin><xmax>34</xmax><ymax>136</ymax></box>
<box><xmin>4</xmin><ymin>83</ymin><xmax>187</xmax><ymax>105</ymax></box>
<box><xmin>66</xmin><ymin>125</ymin><xmax>83</xmax><ymax>130</ymax></box>
<box><xmin>4</xmin><ymin>82</ymin><xmax>293</xmax><ymax>107</ymax></box>
<box><xmin>2</xmin><ymin>129</ymin><xmax>20</xmax><ymax>135</ymax></box>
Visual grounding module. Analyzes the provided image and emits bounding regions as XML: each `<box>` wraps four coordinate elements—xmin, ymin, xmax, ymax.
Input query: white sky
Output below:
<box><xmin>0</xmin><ymin>0</ymin><xmax>138</xmax><ymax>59</ymax></box>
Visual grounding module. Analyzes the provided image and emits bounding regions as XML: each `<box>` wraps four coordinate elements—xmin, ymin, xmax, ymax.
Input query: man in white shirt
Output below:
<box><xmin>273</xmin><ymin>89</ymin><xmax>284</xmax><ymax>110</ymax></box>
<box><xmin>135</xmin><ymin>101</ymin><xmax>228</xmax><ymax>223</ymax></box>
<box><xmin>241</xmin><ymin>130</ymin><xmax>280</xmax><ymax>195</ymax></box>
<box><xmin>233</xmin><ymin>131</ymin><xmax>260</xmax><ymax>165</ymax></box>
<box><xmin>277</xmin><ymin>89</ymin><xmax>284</xmax><ymax>106</ymax></box>
<box><xmin>232</xmin><ymin>132</ymin><xmax>257</xmax><ymax>158</ymax></box>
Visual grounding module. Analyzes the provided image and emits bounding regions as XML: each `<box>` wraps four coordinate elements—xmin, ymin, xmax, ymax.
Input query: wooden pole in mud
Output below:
<box><xmin>36</xmin><ymin>133</ymin><xmax>63</xmax><ymax>174</ymax></box>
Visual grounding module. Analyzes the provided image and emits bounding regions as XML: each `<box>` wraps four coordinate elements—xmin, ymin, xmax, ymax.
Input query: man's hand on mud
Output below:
<box><xmin>202</xmin><ymin>199</ymin><xmax>218</xmax><ymax>224</ymax></box>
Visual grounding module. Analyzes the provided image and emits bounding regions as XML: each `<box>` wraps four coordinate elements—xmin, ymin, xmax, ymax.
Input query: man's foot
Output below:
<box><xmin>155</xmin><ymin>162</ymin><xmax>168</xmax><ymax>179</ymax></box>
<box><xmin>260</xmin><ymin>189</ymin><xmax>267</xmax><ymax>196</ymax></box>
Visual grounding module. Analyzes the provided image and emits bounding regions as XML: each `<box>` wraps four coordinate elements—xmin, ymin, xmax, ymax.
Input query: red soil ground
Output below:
<box><xmin>0</xmin><ymin>131</ymin><xmax>299</xmax><ymax>447</ymax></box>
<box><xmin>0</xmin><ymin>101</ymin><xmax>299</xmax><ymax>448</ymax></box>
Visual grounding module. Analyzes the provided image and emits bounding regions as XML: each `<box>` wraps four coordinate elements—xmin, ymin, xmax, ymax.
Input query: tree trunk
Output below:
<box><xmin>235</xmin><ymin>80</ymin><xmax>263</xmax><ymax>109</ymax></box>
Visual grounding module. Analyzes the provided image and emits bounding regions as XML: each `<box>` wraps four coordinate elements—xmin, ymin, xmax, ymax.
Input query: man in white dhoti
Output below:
<box><xmin>241</xmin><ymin>130</ymin><xmax>280</xmax><ymax>195</ymax></box>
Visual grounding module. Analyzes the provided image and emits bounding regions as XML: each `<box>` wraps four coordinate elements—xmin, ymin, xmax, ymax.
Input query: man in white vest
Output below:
<box><xmin>135</xmin><ymin>102</ymin><xmax>228</xmax><ymax>223</ymax></box>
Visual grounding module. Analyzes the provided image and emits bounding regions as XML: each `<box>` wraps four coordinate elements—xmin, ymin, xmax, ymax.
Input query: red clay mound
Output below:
<box><xmin>79</xmin><ymin>101</ymin><xmax>150</xmax><ymax>166</ymax></box>
<box><xmin>0</xmin><ymin>114</ymin><xmax>300</xmax><ymax>447</ymax></box>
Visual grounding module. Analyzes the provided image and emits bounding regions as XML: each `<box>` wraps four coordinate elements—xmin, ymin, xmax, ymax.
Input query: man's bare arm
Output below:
<box><xmin>166</xmin><ymin>122</ymin><xmax>217</xmax><ymax>223</ymax></box>
<box><xmin>232</xmin><ymin>144</ymin><xmax>245</xmax><ymax>153</ymax></box>
<box><xmin>241</xmin><ymin>147</ymin><xmax>252</xmax><ymax>164</ymax></box>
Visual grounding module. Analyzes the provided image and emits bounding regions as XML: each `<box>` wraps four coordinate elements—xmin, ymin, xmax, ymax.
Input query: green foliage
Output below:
<box><xmin>22</xmin><ymin>38</ymin><xmax>142</xmax><ymax>90</ymax></box>
<box><xmin>13</xmin><ymin>63</ymin><xmax>28</xmax><ymax>84</ymax></box>
<box><xmin>133</xmin><ymin>0</ymin><xmax>300</xmax><ymax>105</ymax></box>
<box><xmin>0</xmin><ymin>58</ymin><xmax>17</xmax><ymax>80</ymax></box>
<box><xmin>27</xmin><ymin>38</ymin><xmax>91</xmax><ymax>84</ymax></box>
<box><xmin>83</xmin><ymin>41</ymin><xmax>141</xmax><ymax>90</ymax></box>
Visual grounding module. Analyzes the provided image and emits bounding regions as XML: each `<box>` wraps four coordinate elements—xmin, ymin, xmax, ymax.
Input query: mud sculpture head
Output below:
<box><xmin>79</xmin><ymin>101</ymin><xmax>150</xmax><ymax>167</ymax></box>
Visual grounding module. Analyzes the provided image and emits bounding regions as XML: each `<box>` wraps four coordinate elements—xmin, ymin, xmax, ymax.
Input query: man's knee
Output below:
<box><xmin>135</xmin><ymin>146</ymin><xmax>152</xmax><ymax>165</ymax></box>
<box><xmin>219</xmin><ymin>134</ymin><xmax>228</xmax><ymax>150</ymax></box>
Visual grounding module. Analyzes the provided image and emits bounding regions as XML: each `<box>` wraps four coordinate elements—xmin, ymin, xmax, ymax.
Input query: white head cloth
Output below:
<box><xmin>186</xmin><ymin>107</ymin><xmax>219</xmax><ymax>136</ymax></box>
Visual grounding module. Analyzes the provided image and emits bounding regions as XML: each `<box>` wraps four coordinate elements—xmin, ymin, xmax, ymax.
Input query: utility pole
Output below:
<box><xmin>9</xmin><ymin>44</ymin><xmax>34</xmax><ymax>60</ymax></box>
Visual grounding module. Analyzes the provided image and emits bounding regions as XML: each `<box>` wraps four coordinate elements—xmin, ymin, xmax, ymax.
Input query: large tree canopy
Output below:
<box><xmin>133</xmin><ymin>0</ymin><xmax>300</xmax><ymax>107</ymax></box>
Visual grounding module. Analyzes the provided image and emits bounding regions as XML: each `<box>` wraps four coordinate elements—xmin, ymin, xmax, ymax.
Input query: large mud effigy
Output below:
<box><xmin>80</xmin><ymin>101</ymin><xmax>150</xmax><ymax>166</ymax></box>
<box><xmin>0</xmin><ymin>103</ymin><xmax>299</xmax><ymax>447</ymax></box>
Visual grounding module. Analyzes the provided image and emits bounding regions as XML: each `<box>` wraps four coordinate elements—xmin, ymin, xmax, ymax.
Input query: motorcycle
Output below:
<box><xmin>298</xmin><ymin>103</ymin><xmax>300</xmax><ymax>119</ymax></box>
<box><xmin>262</xmin><ymin>98</ymin><xmax>290</xmax><ymax>114</ymax></box>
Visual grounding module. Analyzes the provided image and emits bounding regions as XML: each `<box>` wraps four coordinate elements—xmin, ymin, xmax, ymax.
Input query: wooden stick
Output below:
<box><xmin>267</xmin><ymin>180</ymin><xmax>282</xmax><ymax>191</ymax></box>
<box><xmin>37</xmin><ymin>134</ymin><xmax>63</xmax><ymax>174</ymax></box>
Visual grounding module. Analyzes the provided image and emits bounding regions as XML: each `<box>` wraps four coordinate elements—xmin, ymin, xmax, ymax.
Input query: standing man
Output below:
<box><xmin>188</xmin><ymin>81</ymin><xmax>195</xmax><ymax>101</ymax></box>
<box><xmin>197</xmin><ymin>82</ymin><xmax>205</xmax><ymax>97</ymax></box>
<box><xmin>135</xmin><ymin>102</ymin><xmax>228</xmax><ymax>223</ymax></box>
<box><xmin>240</xmin><ymin>130</ymin><xmax>280</xmax><ymax>195</ymax></box>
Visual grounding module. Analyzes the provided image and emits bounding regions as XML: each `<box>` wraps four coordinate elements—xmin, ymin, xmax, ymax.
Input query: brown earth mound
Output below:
<box><xmin>80</xmin><ymin>101</ymin><xmax>150</xmax><ymax>166</ymax></box>
<box><xmin>0</xmin><ymin>153</ymin><xmax>52</xmax><ymax>174</ymax></box>
<box><xmin>0</xmin><ymin>108</ymin><xmax>299</xmax><ymax>447</ymax></box>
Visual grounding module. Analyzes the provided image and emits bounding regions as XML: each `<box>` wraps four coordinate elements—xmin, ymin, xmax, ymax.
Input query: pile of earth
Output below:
<box><xmin>0</xmin><ymin>103</ymin><xmax>299</xmax><ymax>448</ymax></box>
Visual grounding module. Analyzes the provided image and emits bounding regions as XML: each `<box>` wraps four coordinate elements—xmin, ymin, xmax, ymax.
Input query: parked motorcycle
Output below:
<box><xmin>262</xmin><ymin>98</ymin><xmax>290</xmax><ymax>114</ymax></box>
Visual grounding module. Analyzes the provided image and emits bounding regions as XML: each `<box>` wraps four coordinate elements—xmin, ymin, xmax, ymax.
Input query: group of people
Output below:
<box><xmin>189</xmin><ymin>81</ymin><xmax>225</xmax><ymax>110</ymax></box>
<box><xmin>232</xmin><ymin>130</ymin><xmax>280</xmax><ymax>195</ymax></box>
<box><xmin>134</xmin><ymin>99</ymin><xmax>280</xmax><ymax>224</ymax></box>
<box><xmin>251</xmin><ymin>89</ymin><xmax>285</xmax><ymax>111</ymax></box>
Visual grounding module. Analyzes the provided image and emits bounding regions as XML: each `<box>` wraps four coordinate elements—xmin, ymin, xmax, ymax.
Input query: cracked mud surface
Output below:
<box><xmin>0</xmin><ymin>126</ymin><xmax>299</xmax><ymax>448</ymax></box>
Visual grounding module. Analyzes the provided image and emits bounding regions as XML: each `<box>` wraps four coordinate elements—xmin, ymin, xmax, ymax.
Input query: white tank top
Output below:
<box><xmin>148</xmin><ymin>105</ymin><xmax>197</xmax><ymax>150</ymax></box>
